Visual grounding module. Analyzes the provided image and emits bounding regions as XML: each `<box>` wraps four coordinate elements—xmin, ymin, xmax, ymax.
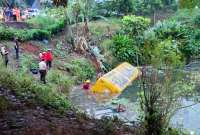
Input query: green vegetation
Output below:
<box><xmin>69</xmin><ymin>58</ymin><xmax>95</xmax><ymax>83</ymax></box>
<box><xmin>0</xmin><ymin>8</ymin><xmax>66</xmax><ymax>41</ymax></box>
<box><xmin>111</xmin><ymin>35</ymin><xmax>140</xmax><ymax>64</ymax></box>
<box><xmin>0</xmin><ymin>97</ymin><xmax>10</xmax><ymax>112</ymax></box>
<box><xmin>0</xmin><ymin>0</ymin><xmax>200</xmax><ymax>134</ymax></box>
<box><xmin>108</xmin><ymin>9</ymin><xmax>200</xmax><ymax>66</ymax></box>
<box><xmin>95</xmin><ymin>0</ymin><xmax>177</xmax><ymax>16</ymax></box>
<box><xmin>0</xmin><ymin>60</ymin><xmax>71</xmax><ymax>111</ymax></box>
<box><xmin>47</xmin><ymin>70</ymin><xmax>74</xmax><ymax>95</ymax></box>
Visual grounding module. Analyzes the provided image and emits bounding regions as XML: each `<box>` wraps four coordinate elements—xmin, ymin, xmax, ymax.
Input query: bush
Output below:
<box><xmin>122</xmin><ymin>15</ymin><xmax>151</xmax><ymax>38</ymax></box>
<box><xmin>27</xmin><ymin>15</ymin><xmax>57</xmax><ymax>29</ymax></box>
<box><xmin>150</xmin><ymin>39</ymin><xmax>183</xmax><ymax>67</ymax></box>
<box><xmin>0</xmin><ymin>61</ymin><xmax>70</xmax><ymax>111</ymax></box>
<box><xmin>0</xmin><ymin>25</ymin><xmax>52</xmax><ymax>41</ymax></box>
<box><xmin>70</xmin><ymin>58</ymin><xmax>95</xmax><ymax>83</ymax></box>
<box><xmin>0</xmin><ymin>8</ymin><xmax>66</xmax><ymax>41</ymax></box>
<box><xmin>47</xmin><ymin>70</ymin><xmax>74</xmax><ymax>95</ymax></box>
<box><xmin>194</xmin><ymin>15</ymin><xmax>200</xmax><ymax>27</ymax></box>
<box><xmin>111</xmin><ymin>35</ymin><xmax>141</xmax><ymax>65</ymax></box>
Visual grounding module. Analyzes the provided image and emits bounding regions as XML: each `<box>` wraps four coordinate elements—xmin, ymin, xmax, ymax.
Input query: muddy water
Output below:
<box><xmin>70</xmin><ymin>61</ymin><xmax>200</xmax><ymax>134</ymax></box>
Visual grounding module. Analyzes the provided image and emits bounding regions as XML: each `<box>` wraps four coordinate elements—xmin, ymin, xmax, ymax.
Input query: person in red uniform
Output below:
<box><xmin>39</xmin><ymin>52</ymin><xmax>46</xmax><ymax>61</ymax></box>
<box><xmin>46</xmin><ymin>49</ymin><xmax>53</xmax><ymax>69</ymax></box>
<box><xmin>83</xmin><ymin>80</ymin><xmax>91</xmax><ymax>90</ymax></box>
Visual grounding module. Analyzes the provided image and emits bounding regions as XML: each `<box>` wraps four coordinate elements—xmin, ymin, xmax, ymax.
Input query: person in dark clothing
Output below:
<box><xmin>4</xmin><ymin>51</ymin><xmax>9</xmax><ymax>67</ymax></box>
<box><xmin>14</xmin><ymin>38</ymin><xmax>19</xmax><ymax>59</ymax></box>
<box><xmin>39</xmin><ymin>59</ymin><xmax>47</xmax><ymax>84</ymax></box>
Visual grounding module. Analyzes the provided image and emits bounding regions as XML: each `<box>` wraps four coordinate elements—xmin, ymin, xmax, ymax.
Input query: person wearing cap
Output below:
<box><xmin>46</xmin><ymin>49</ymin><xmax>53</xmax><ymax>69</ymax></box>
<box><xmin>39</xmin><ymin>59</ymin><xmax>47</xmax><ymax>84</ymax></box>
<box><xmin>83</xmin><ymin>80</ymin><xmax>91</xmax><ymax>90</ymax></box>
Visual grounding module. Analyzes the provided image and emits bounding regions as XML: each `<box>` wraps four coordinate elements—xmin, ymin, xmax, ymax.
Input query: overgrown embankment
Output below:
<box><xmin>0</xmin><ymin>59</ymin><xmax>139</xmax><ymax>135</ymax></box>
<box><xmin>0</xmin><ymin>8</ymin><xmax>66</xmax><ymax>41</ymax></box>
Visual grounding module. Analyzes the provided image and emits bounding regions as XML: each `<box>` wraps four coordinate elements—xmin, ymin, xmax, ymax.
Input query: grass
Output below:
<box><xmin>0</xmin><ymin>96</ymin><xmax>10</xmax><ymax>113</ymax></box>
<box><xmin>47</xmin><ymin>70</ymin><xmax>74</xmax><ymax>95</ymax></box>
<box><xmin>0</xmin><ymin>60</ymin><xmax>71</xmax><ymax>111</ymax></box>
<box><xmin>69</xmin><ymin>58</ymin><xmax>96</xmax><ymax>83</ymax></box>
<box><xmin>89</xmin><ymin>18</ymin><xmax>121</xmax><ymax>37</ymax></box>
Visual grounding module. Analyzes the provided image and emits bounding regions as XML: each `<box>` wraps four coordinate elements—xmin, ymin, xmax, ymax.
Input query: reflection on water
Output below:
<box><xmin>70</xmin><ymin>82</ymin><xmax>200</xmax><ymax>134</ymax></box>
<box><xmin>120</xmin><ymin>83</ymin><xmax>200</xmax><ymax>134</ymax></box>
<box><xmin>70</xmin><ymin>61</ymin><xmax>200</xmax><ymax>134</ymax></box>
<box><xmin>171</xmin><ymin>99</ymin><xmax>200</xmax><ymax>134</ymax></box>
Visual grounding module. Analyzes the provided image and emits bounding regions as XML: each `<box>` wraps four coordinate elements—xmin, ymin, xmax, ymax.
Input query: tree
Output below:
<box><xmin>139</xmin><ymin>66</ymin><xmax>196</xmax><ymax>135</ymax></box>
<box><xmin>52</xmin><ymin>0</ymin><xmax>68</xmax><ymax>7</ymax></box>
<box><xmin>179</xmin><ymin>0</ymin><xmax>200</xmax><ymax>9</ymax></box>
<box><xmin>1</xmin><ymin>0</ymin><xmax>11</xmax><ymax>7</ymax></box>
<box><xmin>115</xmin><ymin>0</ymin><xmax>134</xmax><ymax>15</ymax></box>
<box><xmin>111</xmin><ymin>35</ymin><xmax>140</xmax><ymax>65</ymax></box>
<box><xmin>95</xmin><ymin>0</ymin><xmax>134</xmax><ymax>16</ymax></box>
<box><xmin>122</xmin><ymin>15</ymin><xmax>151</xmax><ymax>38</ymax></box>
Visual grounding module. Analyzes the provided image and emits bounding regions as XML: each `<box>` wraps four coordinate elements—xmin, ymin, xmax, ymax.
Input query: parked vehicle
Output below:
<box><xmin>21</xmin><ymin>9</ymin><xmax>29</xmax><ymax>20</ymax></box>
<box><xmin>28</xmin><ymin>8</ymin><xmax>39</xmax><ymax>17</ymax></box>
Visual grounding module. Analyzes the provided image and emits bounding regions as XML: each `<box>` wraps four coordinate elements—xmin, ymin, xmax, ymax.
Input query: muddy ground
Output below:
<box><xmin>0</xmin><ymin>86</ymin><xmax>138</xmax><ymax>135</ymax></box>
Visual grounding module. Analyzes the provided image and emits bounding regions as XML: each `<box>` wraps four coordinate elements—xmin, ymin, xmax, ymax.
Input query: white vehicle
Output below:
<box><xmin>28</xmin><ymin>9</ymin><xmax>39</xmax><ymax>17</ymax></box>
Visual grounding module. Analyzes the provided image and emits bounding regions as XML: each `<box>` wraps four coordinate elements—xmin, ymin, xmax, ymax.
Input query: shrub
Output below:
<box><xmin>0</xmin><ymin>8</ymin><xmax>66</xmax><ymax>41</ymax></box>
<box><xmin>143</xmin><ymin>19</ymin><xmax>199</xmax><ymax>62</ymax></box>
<box><xmin>47</xmin><ymin>70</ymin><xmax>74</xmax><ymax>94</ymax></box>
<box><xmin>194</xmin><ymin>15</ymin><xmax>200</xmax><ymax>27</ymax></box>
<box><xmin>122</xmin><ymin>15</ymin><xmax>151</xmax><ymax>38</ymax></box>
<box><xmin>0</xmin><ymin>26</ymin><xmax>13</xmax><ymax>40</ymax></box>
<box><xmin>70</xmin><ymin>58</ymin><xmax>95</xmax><ymax>83</ymax></box>
<box><xmin>111</xmin><ymin>35</ymin><xmax>141</xmax><ymax>65</ymax></box>
<box><xmin>27</xmin><ymin>15</ymin><xmax>57</xmax><ymax>29</ymax></box>
<box><xmin>19</xmin><ymin>55</ymin><xmax>36</xmax><ymax>73</ymax></box>
<box><xmin>150</xmin><ymin>39</ymin><xmax>183</xmax><ymax>67</ymax></box>
<box><xmin>0</xmin><ymin>61</ymin><xmax>70</xmax><ymax>111</ymax></box>
<box><xmin>100</xmin><ymin>39</ymin><xmax>113</xmax><ymax>53</ymax></box>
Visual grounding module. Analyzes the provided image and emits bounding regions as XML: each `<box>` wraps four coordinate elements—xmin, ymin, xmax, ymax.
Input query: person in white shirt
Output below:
<box><xmin>1</xmin><ymin>46</ymin><xmax>6</xmax><ymax>56</ymax></box>
<box><xmin>39</xmin><ymin>59</ymin><xmax>47</xmax><ymax>84</ymax></box>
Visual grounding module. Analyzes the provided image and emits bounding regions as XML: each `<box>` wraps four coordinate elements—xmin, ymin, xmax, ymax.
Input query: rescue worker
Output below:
<box><xmin>46</xmin><ymin>49</ymin><xmax>53</xmax><ymax>69</ymax></box>
<box><xmin>39</xmin><ymin>59</ymin><xmax>47</xmax><ymax>84</ymax></box>
<box><xmin>14</xmin><ymin>38</ymin><xmax>19</xmax><ymax>59</ymax></box>
<box><xmin>39</xmin><ymin>52</ymin><xmax>46</xmax><ymax>61</ymax></box>
<box><xmin>83</xmin><ymin>80</ymin><xmax>91</xmax><ymax>90</ymax></box>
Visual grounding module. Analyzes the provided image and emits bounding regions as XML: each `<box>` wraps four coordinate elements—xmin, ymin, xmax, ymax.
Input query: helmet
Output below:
<box><xmin>85</xmin><ymin>80</ymin><xmax>90</xmax><ymax>83</ymax></box>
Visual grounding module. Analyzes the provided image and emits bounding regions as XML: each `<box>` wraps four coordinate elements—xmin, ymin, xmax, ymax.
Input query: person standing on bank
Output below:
<box><xmin>39</xmin><ymin>59</ymin><xmax>47</xmax><ymax>84</ymax></box>
<box><xmin>0</xmin><ymin>45</ymin><xmax>6</xmax><ymax>57</ymax></box>
<box><xmin>46</xmin><ymin>49</ymin><xmax>53</xmax><ymax>69</ymax></box>
<box><xmin>14</xmin><ymin>38</ymin><xmax>19</xmax><ymax>59</ymax></box>
<box><xmin>4</xmin><ymin>51</ymin><xmax>9</xmax><ymax>67</ymax></box>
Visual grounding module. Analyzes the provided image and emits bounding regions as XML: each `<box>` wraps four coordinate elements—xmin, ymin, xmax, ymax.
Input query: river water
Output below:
<box><xmin>70</xmin><ymin>61</ymin><xmax>200</xmax><ymax>134</ymax></box>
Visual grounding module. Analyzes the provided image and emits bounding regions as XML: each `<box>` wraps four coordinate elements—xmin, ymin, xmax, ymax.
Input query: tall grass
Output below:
<box><xmin>0</xmin><ymin>60</ymin><xmax>71</xmax><ymax>111</ymax></box>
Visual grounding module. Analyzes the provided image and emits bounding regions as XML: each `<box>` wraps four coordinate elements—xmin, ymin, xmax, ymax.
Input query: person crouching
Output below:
<box><xmin>39</xmin><ymin>59</ymin><xmax>47</xmax><ymax>84</ymax></box>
